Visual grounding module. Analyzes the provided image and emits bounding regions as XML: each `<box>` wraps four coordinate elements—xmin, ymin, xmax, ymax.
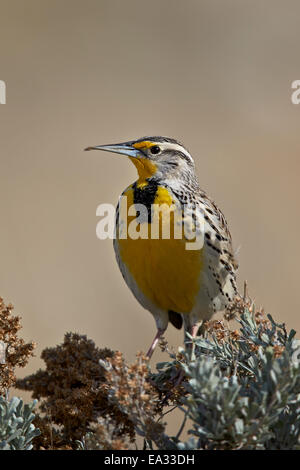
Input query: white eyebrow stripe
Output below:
<box><xmin>159</xmin><ymin>142</ymin><xmax>193</xmax><ymax>162</ymax></box>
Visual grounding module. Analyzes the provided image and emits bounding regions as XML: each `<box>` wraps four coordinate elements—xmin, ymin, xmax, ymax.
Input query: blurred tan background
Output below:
<box><xmin>0</xmin><ymin>0</ymin><xmax>300</xmax><ymax>430</ymax></box>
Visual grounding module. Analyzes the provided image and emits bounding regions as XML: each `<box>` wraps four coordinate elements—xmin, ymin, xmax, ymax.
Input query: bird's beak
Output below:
<box><xmin>84</xmin><ymin>141</ymin><xmax>140</xmax><ymax>159</ymax></box>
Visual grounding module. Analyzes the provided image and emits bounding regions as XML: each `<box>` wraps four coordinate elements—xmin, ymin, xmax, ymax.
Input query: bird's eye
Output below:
<box><xmin>150</xmin><ymin>145</ymin><xmax>160</xmax><ymax>155</ymax></box>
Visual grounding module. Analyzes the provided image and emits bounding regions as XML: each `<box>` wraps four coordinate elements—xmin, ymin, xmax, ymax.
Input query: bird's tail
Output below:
<box><xmin>168</xmin><ymin>310</ymin><xmax>183</xmax><ymax>330</ymax></box>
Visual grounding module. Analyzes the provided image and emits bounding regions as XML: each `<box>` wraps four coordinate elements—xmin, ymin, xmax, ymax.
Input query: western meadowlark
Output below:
<box><xmin>85</xmin><ymin>137</ymin><xmax>238</xmax><ymax>358</ymax></box>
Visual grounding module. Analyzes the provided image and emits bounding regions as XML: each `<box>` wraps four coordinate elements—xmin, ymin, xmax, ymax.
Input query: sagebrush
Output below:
<box><xmin>1</xmin><ymin>292</ymin><xmax>299</xmax><ymax>450</ymax></box>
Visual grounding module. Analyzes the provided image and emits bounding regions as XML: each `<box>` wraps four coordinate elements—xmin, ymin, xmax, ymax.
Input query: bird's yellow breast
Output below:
<box><xmin>116</xmin><ymin>184</ymin><xmax>203</xmax><ymax>313</ymax></box>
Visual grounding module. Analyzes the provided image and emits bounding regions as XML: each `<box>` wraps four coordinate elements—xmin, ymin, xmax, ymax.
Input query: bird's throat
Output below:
<box><xmin>129</xmin><ymin>157</ymin><xmax>157</xmax><ymax>184</ymax></box>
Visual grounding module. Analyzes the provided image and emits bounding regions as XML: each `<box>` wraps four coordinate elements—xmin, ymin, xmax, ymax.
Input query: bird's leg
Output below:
<box><xmin>189</xmin><ymin>323</ymin><xmax>201</xmax><ymax>361</ymax></box>
<box><xmin>184</xmin><ymin>321</ymin><xmax>202</xmax><ymax>355</ymax></box>
<box><xmin>174</xmin><ymin>322</ymin><xmax>202</xmax><ymax>387</ymax></box>
<box><xmin>190</xmin><ymin>323</ymin><xmax>201</xmax><ymax>338</ymax></box>
<box><xmin>146</xmin><ymin>328</ymin><xmax>166</xmax><ymax>359</ymax></box>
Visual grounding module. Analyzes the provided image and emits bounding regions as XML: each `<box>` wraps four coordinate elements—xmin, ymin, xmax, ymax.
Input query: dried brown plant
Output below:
<box><xmin>16</xmin><ymin>333</ymin><xmax>135</xmax><ymax>448</ymax></box>
<box><xmin>0</xmin><ymin>296</ymin><xmax>35</xmax><ymax>395</ymax></box>
<box><xmin>100</xmin><ymin>351</ymin><xmax>169</xmax><ymax>448</ymax></box>
<box><xmin>78</xmin><ymin>417</ymin><xmax>129</xmax><ymax>450</ymax></box>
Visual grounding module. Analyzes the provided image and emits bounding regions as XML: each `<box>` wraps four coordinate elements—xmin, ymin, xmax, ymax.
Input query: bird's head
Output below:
<box><xmin>85</xmin><ymin>136</ymin><xmax>195</xmax><ymax>183</ymax></box>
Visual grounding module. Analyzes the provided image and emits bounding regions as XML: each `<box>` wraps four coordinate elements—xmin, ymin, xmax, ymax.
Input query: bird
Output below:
<box><xmin>85</xmin><ymin>137</ymin><xmax>238</xmax><ymax>358</ymax></box>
